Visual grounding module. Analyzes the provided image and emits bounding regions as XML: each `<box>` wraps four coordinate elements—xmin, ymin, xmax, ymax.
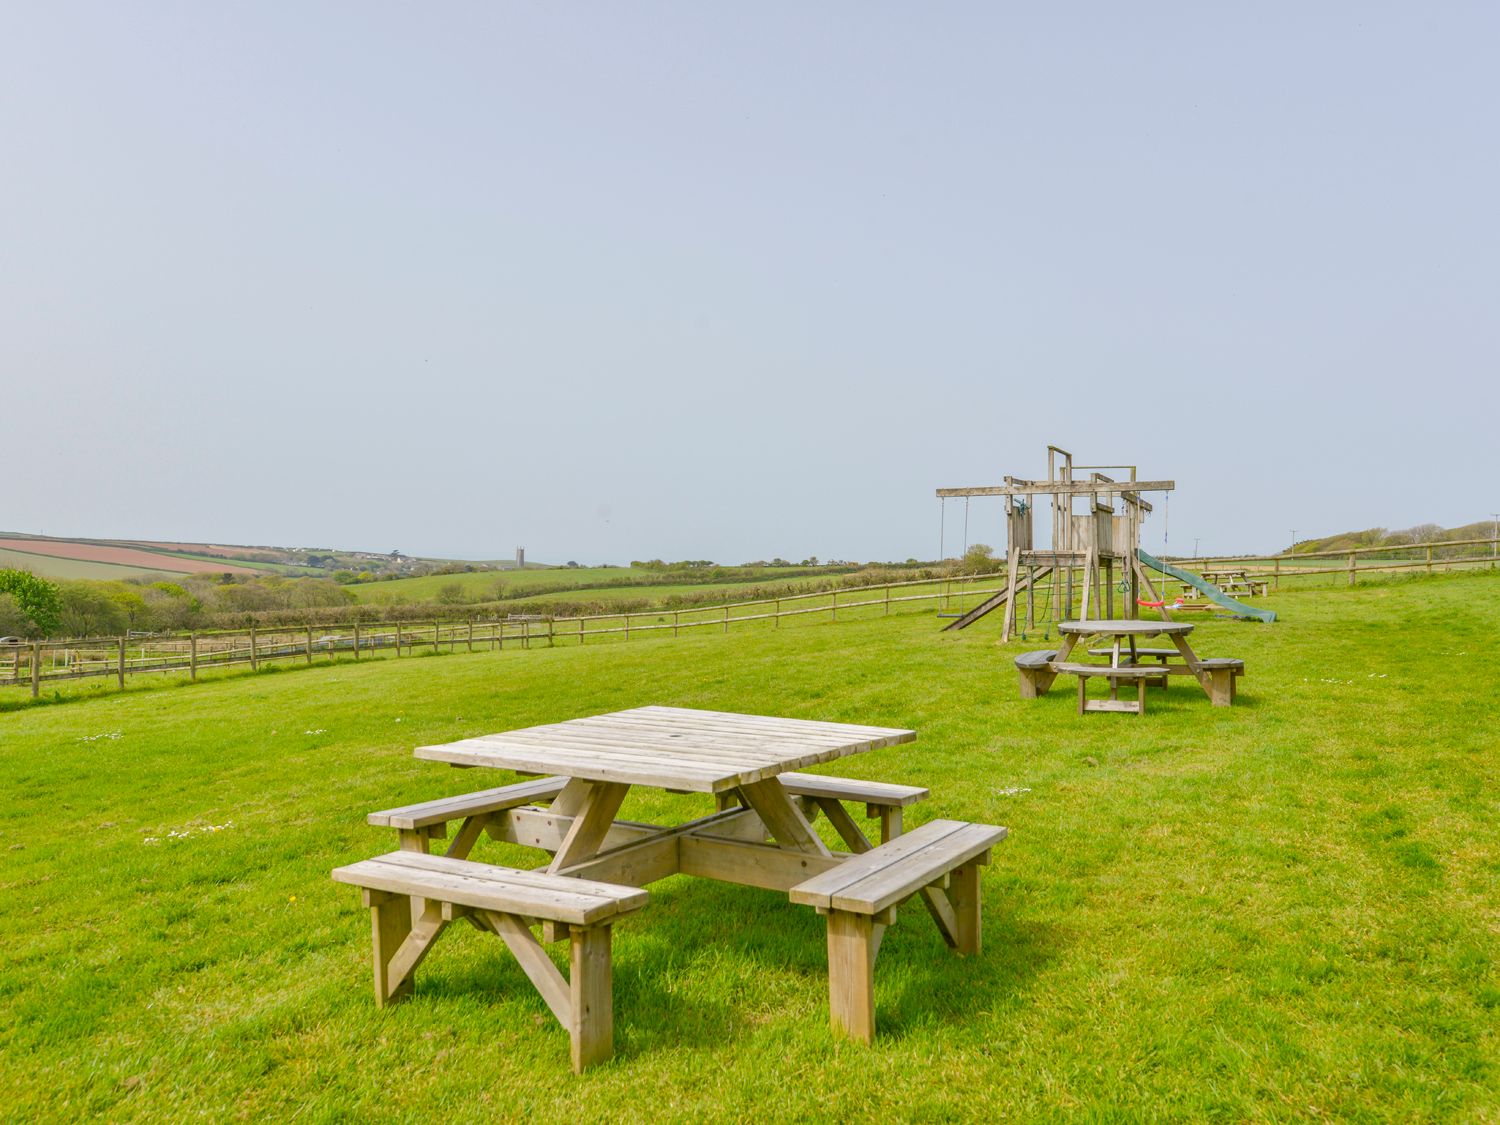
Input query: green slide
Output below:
<box><xmin>1136</xmin><ymin>549</ymin><xmax>1276</xmax><ymax>623</ymax></box>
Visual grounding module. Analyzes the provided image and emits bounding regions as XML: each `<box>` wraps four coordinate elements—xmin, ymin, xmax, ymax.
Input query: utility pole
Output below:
<box><xmin>1290</xmin><ymin>529</ymin><xmax>1297</xmax><ymax>554</ymax></box>
<box><xmin>1193</xmin><ymin>537</ymin><xmax>1200</xmax><ymax>558</ymax></box>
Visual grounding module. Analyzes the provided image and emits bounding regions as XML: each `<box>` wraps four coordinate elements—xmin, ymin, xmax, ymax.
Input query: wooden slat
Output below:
<box><xmin>415</xmin><ymin>742</ymin><xmax>732</xmax><ymax>792</ymax></box>
<box><xmin>778</xmin><ymin>772</ymin><xmax>929</xmax><ymax>809</ymax></box>
<box><xmin>415</xmin><ymin>707</ymin><xmax>917</xmax><ymax>793</ymax></box>
<box><xmin>789</xmin><ymin>820</ymin><xmax>1006</xmax><ymax>915</ymax></box>
<box><xmin>368</xmin><ymin>776</ymin><xmax>568</xmax><ymax>830</ymax></box>
<box><xmin>332</xmin><ymin>852</ymin><xmax>647</xmax><ymax>925</ymax></box>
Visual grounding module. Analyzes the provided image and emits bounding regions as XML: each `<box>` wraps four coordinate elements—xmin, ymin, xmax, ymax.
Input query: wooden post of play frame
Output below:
<box><xmin>118</xmin><ymin>636</ymin><xmax>126</xmax><ymax>690</ymax></box>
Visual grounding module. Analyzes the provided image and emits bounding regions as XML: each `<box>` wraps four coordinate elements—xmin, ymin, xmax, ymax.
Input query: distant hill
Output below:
<box><xmin>0</xmin><ymin>534</ymin><xmax>525</xmax><ymax>582</ymax></box>
<box><xmin>1291</xmin><ymin>520</ymin><xmax>1497</xmax><ymax>555</ymax></box>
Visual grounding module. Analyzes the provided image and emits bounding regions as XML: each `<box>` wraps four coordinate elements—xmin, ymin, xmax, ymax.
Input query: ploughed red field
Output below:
<box><xmin>0</xmin><ymin>538</ymin><xmax>255</xmax><ymax>574</ymax></box>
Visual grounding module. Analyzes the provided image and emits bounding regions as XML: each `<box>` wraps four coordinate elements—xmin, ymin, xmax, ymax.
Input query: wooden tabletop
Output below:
<box><xmin>1058</xmin><ymin>619</ymin><xmax>1194</xmax><ymax>636</ymax></box>
<box><xmin>413</xmin><ymin>705</ymin><xmax>916</xmax><ymax>794</ymax></box>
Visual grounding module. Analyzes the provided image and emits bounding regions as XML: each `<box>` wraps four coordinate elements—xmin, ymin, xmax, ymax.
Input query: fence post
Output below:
<box><xmin>250</xmin><ymin>627</ymin><xmax>258</xmax><ymax>671</ymax></box>
<box><xmin>1426</xmin><ymin>544</ymin><xmax>1433</xmax><ymax>575</ymax></box>
<box><xmin>31</xmin><ymin>641</ymin><xmax>40</xmax><ymax>698</ymax></box>
<box><xmin>354</xmin><ymin>622</ymin><xmax>361</xmax><ymax>660</ymax></box>
<box><xmin>579</xmin><ymin>619</ymin><xmax>584</xmax><ymax>646</ymax></box>
<box><xmin>118</xmin><ymin>637</ymin><xmax>126</xmax><ymax>690</ymax></box>
<box><xmin>1347</xmin><ymin>552</ymin><xmax>1356</xmax><ymax>587</ymax></box>
<box><xmin>548</xmin><ymin>619</ymin><xmax>554</xmax><ymax>647</ymax></box>
<box><xmin>468</xmin><ymin>620</ymin><xmax>474</xmax><ymax>653</ymax></box>
<box><xmin>433</xmin><ymin>621</ymin><xmax>440</xmax><ymax>654</ymax></box>
<box><xmin>624</xmin><ymin>614</ymin><xmax>629</xmax><ymax>642</ymax></box>
<box><xmin>307</xmin><ymin>625</ymin><xmax>314</xmax><ymax>664</ymax></box>
<box><xmin>775</xmin><ymin>599</ymin><xmax>780</xmax><ymax>628</ymax></box>
<box><xmin>674</xmin><ymin>611</ymin><xmax>679</xmax><ymax>638</ymax></box>
<box><xmin>1274</xmin><ymin>557</ymin><xmax>1281</xmax><ymax>590</ymax></box>
<box><xmin>190</xmin><ymin>633</ymin><xmax>198</xmax><ymax>682</ymax></box>
<box><xmin>723</xmin><ymin>606</ymin><xmax>729</xmax><ymax>633</ymax></box>
<box><xmin>885</xmin><ymin>585</ymin><xmax>891</xmax><ymax>615</ymax></box>
<box><xmin>523</xmin><ymin>621</ymin><xmax>530</xmax><ymax>649</ymax></box>
<box><xmin>831</xmin><ymin>591</ymin><xmax>837</xmax><ymax>623</ymax></box>
<box><xmin>395</xmin><ymin>621</ymin><xmax>403</xmax><ymax>656</ymax></box>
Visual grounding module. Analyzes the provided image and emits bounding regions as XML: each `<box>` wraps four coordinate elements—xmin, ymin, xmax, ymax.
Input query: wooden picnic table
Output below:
<box><xmin>334</xmin><ymin>705</ymin><xmax>1006</xmax><ymax>1065</ymax></box>
<box><xmin>1019</xmin><ymin>620</ymin><xmax>1242</xmax><ymax>713</ymax></box>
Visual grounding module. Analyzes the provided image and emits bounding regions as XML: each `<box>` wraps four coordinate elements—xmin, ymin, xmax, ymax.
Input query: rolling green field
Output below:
<box><xmin>2</xmin><ymin>573</ymin><xmax>1496</xmax><ymax>1121</ymax></box>
<box><xmin>346</xmin><ymin>565</ymin><xmax>826</xmax><ymax>606</ymax></box>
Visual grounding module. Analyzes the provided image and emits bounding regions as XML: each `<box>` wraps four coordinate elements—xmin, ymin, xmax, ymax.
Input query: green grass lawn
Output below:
<box><xmin>2</xmin><ymin>573</ymin><xmax>1496</xmax><ymax>1121</ymax></box>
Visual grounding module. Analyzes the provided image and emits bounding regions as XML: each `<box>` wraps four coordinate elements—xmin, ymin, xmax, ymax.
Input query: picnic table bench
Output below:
<box><xmin>1183</xmin><ymin>569</ymin><xmax>1269</xmax><ymax>598</ymax></box>
<box><xmin>336</xmin><ymin>707</ymin><xmax>1006</xmax><ymax>1070</ymax></box>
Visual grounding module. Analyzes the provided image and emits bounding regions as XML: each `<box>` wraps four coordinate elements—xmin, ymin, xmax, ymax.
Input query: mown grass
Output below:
<box><xmin>1</xmin><ymin>573</ymin><xmax>1496</xmax><ymax>1121</ymax></box>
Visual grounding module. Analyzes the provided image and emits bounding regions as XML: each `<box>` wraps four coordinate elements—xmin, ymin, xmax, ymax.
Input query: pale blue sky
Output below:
<box><xmin>5</xmin><ymin>3</ymin><xmax>1496</xmax><ymax>562</ymax></box>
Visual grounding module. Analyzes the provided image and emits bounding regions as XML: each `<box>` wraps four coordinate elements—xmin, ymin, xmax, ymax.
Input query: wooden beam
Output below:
<box><xmin>678</xmin><ymin>834</ymin><xmax>846</xmax><ymax>892</ymax></box>
<box><xmin>737</xmin><ymin>778</ymin><xmax>832</xmax><ymax>857</ymax></box>
<box><xmin>548</xmin><ymin>782</ymin><xmax>629</xmax><ymax>873</ymax></box>
<box><xmin>936</xmin><ymin>480</ymin><xmax>1173</xmax><ymax>498</ymax></box>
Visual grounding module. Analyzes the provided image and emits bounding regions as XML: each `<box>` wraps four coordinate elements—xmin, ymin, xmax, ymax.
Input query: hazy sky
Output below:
<box><xmin>5</xmin><ymin>3</ymin><xmax>1497</xmax><ymax>563</ymax></box>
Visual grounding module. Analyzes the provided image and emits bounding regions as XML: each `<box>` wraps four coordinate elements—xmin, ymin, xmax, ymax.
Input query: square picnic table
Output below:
<box><xmin>413</xmin><ymin>705</ymin><xmax>917</xmax><ymax>867</ymax></box>
<box><xmin>336</xmin><ymin>705</ymin><xmax>1006</xmax><ymax>1066</ymax></box>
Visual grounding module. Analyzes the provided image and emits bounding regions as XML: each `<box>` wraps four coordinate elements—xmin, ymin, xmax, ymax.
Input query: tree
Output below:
<box><xmin>0</xmin><ymin>570</ymin><xmax>62</xmax><ymax>635</ymax></box>
<box><xmin>437</xmin><ymin>582</ymin><xmax>467</xmax><ymax>605</ymax></box>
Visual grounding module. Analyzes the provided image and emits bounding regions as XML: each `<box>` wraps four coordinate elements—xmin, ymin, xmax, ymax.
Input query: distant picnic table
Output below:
<box><xmin>1014</xmin><ymin>619</ymin><xmax>1244</xmax><ymax>714</ymax></box>
<box><xmin>333</xmin><ymin>706</ymin><xmax>1007</xmax><ymax>1070</ymax></box>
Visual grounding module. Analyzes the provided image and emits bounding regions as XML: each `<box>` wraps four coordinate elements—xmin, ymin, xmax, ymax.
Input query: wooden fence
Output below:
<box><xmin>1163</xmin><ymin>536</ymin><xmax>1500</xmax><ymax>588</ymax></box>
<box><xmin>1</xmin><ymin>572</ymin><xmax>1010</xmax><ymax>698</ymax></box>
<box><xmin>7</xmin><ymin>535</ymin><xmax>1495</xmax><ymax>699</ymax></box>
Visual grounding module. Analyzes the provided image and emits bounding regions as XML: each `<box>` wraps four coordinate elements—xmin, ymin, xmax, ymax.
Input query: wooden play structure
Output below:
<box><xmin>936</xmin><ymin>445</ymin><xmax>1179</xmax><ymax>640</ymax></box>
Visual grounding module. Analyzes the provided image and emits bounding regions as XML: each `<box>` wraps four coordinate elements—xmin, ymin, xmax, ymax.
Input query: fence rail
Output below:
<box><xmin>1</xmin><ymin>573</ymin><xmax>1010</xmax><ymax>698</ymax></box>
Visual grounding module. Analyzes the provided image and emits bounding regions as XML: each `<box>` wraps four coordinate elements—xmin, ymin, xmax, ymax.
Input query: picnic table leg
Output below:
<box><xmin>1205</xmin><ymin>668</ymin><xmax>1235</xmax><ymax>707</ymax></box>
<box><xmin>1076</xmin><ymin>676</ymin><xmax>1087</xmax><ymax>716</ymax></box>
<box><xmin>826</xmin><ymin>910</ymin><xmax>877</xmax><ymax>1043</ymax></box>
<box><xmin>367</xmin><ymin>889</ymin><xmax>415</xmax><ymax>1006</ymax></box>
<box><xmin>947</xmin><ymin>862</ymin><xmax>982</xmax><ymax>955</ymax></box>
<box><xmin>737</xmin><ymin>778</ymin><xmax>832</xmax><ymax>857</ymax></box>
<box><xmin>569</xmin><ymin>924</ymin><xmax>614</xmax><ymax>1072</ymax></box>
<box><xmin>1167</xmin><ymin>634</ymin><xmax>1212</xmax><ymax>698</ymax></box>
<box><xmin>548</xmin><ymin>782</ymin><xmax>630</xmax><ymax>873</ymax></box>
